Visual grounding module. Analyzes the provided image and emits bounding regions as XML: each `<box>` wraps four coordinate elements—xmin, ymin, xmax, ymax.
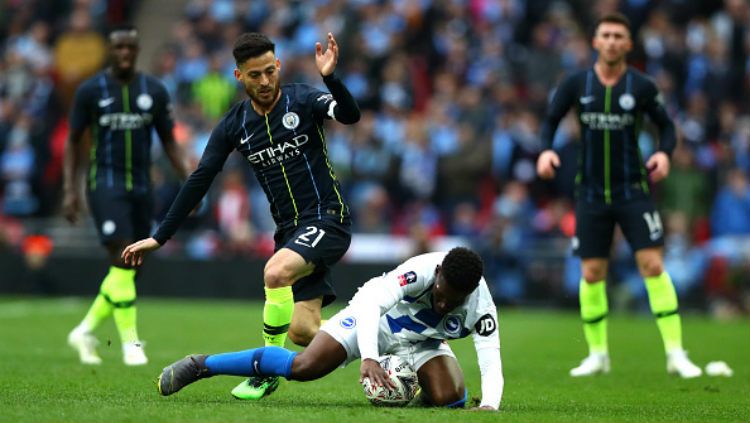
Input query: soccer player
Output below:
<box><xmin>536</xmin><ymin>13</ymin><xmax>701</xmax><ymax>378</ymax></box>
<box><xmin>156</xmin><ymin>247</ymin><xmax>503</xmax><ymax>410</ymax></box>
<box><xmin>122</xmin><ymin>32</ymin><xmax>360</xmax><ymax>398</ymax></box>
<box><xmin>63</xmin><ymin>24</ymin><xmax>191</xmax><ymax>366</ymax></box>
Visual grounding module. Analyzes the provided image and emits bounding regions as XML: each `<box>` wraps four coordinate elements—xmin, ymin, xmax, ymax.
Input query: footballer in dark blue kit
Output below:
<box><xmin>536</xmin><ymin>13</ymin><xmax>702</xmax><ymax>379</ymax></box>
<box><xmin>63</xmin><ymin>24</ymin><xmax>191</xmax><ymax>366</ymax></box>
<box><xmin>122</xmin><ymin>31</ymin><xmax>361</xmax><ymax>399</ymax></box>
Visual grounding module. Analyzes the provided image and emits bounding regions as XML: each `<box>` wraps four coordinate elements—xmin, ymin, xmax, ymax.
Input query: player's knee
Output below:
<box><xmin>582</xmin><ymin>268</ymin><xmax>606</xmax><ymax>283</ymax></box>
<box><xmin>264</xmin><ymin>265</ymin><xmax>294</xmax><ymax>288</ymax></box>
<box><xmin>638</xmin><ymin>258</ymin><xmax>663</xmax><ymax>277</ymax></box>
<box><xmin>288</xmin><ymin>326</ymin><xmax>316</xmax><ymax>347</ymax></box>
<box><xmin>289</xmin><ymin>353</ymin><xmax>319</xmax><ymax>381</ymax></box>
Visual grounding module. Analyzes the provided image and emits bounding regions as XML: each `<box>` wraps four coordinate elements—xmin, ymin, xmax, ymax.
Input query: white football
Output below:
<box><xmin>362</xmin><ymin>355</ymin><xmax>419</xmax><ymax>407</ymax></box>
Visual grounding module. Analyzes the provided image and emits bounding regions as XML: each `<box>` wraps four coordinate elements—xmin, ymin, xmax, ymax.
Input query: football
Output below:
<box><xmin>361</xmin><ymin>355</ymin><xmax>419</xmax><ymax>407</ymax></box>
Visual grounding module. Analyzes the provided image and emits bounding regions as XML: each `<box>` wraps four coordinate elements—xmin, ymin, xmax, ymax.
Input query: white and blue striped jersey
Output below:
<box><xmin>349</xmin><ymin>252</ymin><xmax>500</xmax><ymax>359</ymax></box>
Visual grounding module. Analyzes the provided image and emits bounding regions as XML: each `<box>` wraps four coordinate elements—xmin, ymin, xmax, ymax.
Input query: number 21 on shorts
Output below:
<box><xmin>294</xmin><ymin>226</ymin><xmax>326</xmax><ymax>248</ymax></box>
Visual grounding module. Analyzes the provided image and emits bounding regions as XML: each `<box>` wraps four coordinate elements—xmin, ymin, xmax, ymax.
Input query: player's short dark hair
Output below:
<box><xmin>233</xmin><ymin>33</ymin><xmax>275</xmax><ymax>65</ymax></box>
<box><xmin>441</xmin><ymin>247</ymin><xmax>484</xmax><ymax>294</ymax></box>
<box><xmin>594</xmin><ymin>12</ymin><xmax>631</xmax><ymax>35</ymax></box>
<box><xmin>108</xmin><ymin>23</ymin><xmax>138</xmax><ymax>39</ymax></box>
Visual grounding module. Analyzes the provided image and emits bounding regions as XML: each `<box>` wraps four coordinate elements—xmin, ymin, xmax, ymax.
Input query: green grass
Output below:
<box><xmin>0</xmin><ymin>297</ymin><xmax>748</xmax><ymax>422</ymax></box>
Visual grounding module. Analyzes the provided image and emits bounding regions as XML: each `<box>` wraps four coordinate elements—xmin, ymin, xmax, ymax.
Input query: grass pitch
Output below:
<box><xmin>0</xmin><ymin>297</ymin><xmax>748</xmax><ymax>423</ymax></box>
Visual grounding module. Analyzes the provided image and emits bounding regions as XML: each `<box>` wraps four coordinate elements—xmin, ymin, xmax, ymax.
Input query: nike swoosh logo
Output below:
<box><xmin>579</xmin><ymin>96</ymin><xmax>595</xmax><ymax>105</ymax></box>
<box><xmin>253</xmin><ymin>360</ymin><xmax>261</xmax><ymax>374</ymax></box>
<box><xmin>240</xmin><ymin>132</ymin><xmax>254</xmax><ymax>144</ymax></box>
<box><xmin>98</xmin><ymin>97</ymin><xmax>115</xmax><ymax>108</ymax></box>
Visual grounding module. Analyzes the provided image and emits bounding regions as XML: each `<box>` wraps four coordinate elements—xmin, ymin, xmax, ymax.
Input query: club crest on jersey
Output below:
<box><xmin>443</xmin><ymin>315</ymin><xmax>462</xmax><ymax>335</ymax></box>
<box><xmin>282</xmin><ymin>112</ymin><xmax>300</xmax><ymax>130</ymax></box>
<box><xmin>339</xmin><ymin>316</ymin><xmax>356</xmax><ymax>329</ymax></box>
<box><xmin>397</xmin><ymin>271</ymin><xmax>417</xmax><ymax>287</ymax></box>
<box><xmin>137</xmin><ymin>94</ymin><xmax>153</xmax><ymax>110</ymax></box>
<box><xmin>619</xmin><ymin>93</ymin><xmax>635</xmax><ymax>110</ymax></box>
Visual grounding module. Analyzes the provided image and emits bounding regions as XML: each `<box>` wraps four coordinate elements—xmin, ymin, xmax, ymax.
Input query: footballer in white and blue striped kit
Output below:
<box><xmin>156</xmin><ymin>247</ymin><xmax>503</xmax><ymax>410</ymax></box>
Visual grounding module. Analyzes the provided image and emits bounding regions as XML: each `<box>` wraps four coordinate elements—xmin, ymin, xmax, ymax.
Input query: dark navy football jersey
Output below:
<box><xmin>69</xmin><ymin>71</ymin><xmax>173</xmax><ymax>193</ymax></box>
<box><xmin>153</xmin><ymin>76</ymin><xmax>359</xmax><ymax>245</ymax></box>
<box><xmin>540</xmin><ymin>67</ymin><xmax>676</xmax><ymax>204</ymax></box>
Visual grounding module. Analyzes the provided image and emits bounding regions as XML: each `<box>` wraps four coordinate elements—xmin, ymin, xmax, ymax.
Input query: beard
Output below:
<box><xmin>248</xmin><ymin>84</ymin><xmax>279</xmax><ymax>108</ymax></box>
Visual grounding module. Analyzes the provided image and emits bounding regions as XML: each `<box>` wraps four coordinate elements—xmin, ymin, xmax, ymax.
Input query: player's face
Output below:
<box><xmin>592</xmin><ymin>22</ymin><xmax>632</xmax><ymax>65</ymax></box>
<box><xmin>431</xmin><ymin>269</ymin><xmax>470</xmax><ymax>316</ymax></box>
<box><xmin>234</xmin><ymin>51</ymin><xmax>281</xmax><ymax>108</ymax></box>
<box><xmin>109</xmin><ymin>32</ymin><xmax>139</xmax><ymax>75</ymax></box>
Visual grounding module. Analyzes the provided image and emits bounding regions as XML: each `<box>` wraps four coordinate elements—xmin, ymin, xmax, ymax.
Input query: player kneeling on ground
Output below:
<box><xmin>157</xmin><ymin>247</ymin><xmax>503</xmax><ymax>410</ymax></box>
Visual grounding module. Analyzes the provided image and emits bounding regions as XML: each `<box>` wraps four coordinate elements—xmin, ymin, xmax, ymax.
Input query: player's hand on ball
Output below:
<box><xmin>536</xmin><ymin>150</ymin><xmax>561</xmax><ymax>179</ymax></box>
<box><xmin>121</xmin><ymin>237</ymin><xmax>161</xmax><ymax>267</ymax></box>
<box><xmin>360</xmin><ymin>358</ymin><xmax>397</xmax><ymax>390</ymax></box>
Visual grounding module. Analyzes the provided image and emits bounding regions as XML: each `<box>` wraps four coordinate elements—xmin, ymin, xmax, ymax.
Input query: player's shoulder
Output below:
<box><xmin>402</xmin><ymin>252</ymin><xmax>447</xmax><ymax>271</ymax></box>
<box><xmin>140</xmin><ymin>73</ymin><xmax>170</xmax><ymax>93</ymax></box>
<box><xmin>560</xmin><ymin>68</ymin><xmax>590</xmax><ymax>85</ymax></box>
<box><xmin>627</xmin><ymin>67</ymin><xmax>657</xmax><ymax>87</ymax></box>
<box><xmin>215</xmin><ymin>100</ymin><xmax>251</xmax><ymax>132</ymax></box>
<box><xmin>283</xmin><ymin>83</ymin><xmax>326</xmax><ymax>101</ymax></box>
<box><xmin>76</xmin><ymin>71</ymin><xmax>106</xmax><ymax>94</ymax></box>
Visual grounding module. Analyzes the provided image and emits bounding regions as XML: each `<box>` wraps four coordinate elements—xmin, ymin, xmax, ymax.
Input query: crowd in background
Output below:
<box><xmin>0</xmin><ymin>0</ymin><xmax>748</xmax><ymax>314</ymax></box>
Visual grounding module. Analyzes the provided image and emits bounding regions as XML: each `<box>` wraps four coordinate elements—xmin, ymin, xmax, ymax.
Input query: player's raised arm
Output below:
<box><xmin>314</xmin><ymin>32</ymin><xmax>360</xmax><ymax>124</ymax></box>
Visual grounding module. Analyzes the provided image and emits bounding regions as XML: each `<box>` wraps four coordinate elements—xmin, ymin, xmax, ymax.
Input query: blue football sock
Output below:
<box><xmin>204</xmin><ymin>346</ymin><xmax>297</xmax><ymax>379</ymax></box>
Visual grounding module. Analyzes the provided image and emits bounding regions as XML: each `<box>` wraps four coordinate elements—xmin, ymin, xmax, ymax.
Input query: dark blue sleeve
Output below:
<box><xmin>309</xmin><ymin>73</ymin><xmax>360</xmax><ymax>124</ymax></box>
<box><xmin>152</xmin><ymin>119</ymin><xmax>233</xmax><ymax>245</ymax></box>
<box><xmin>540</xmin><ymin>74</ymin><xmax>578</xmax><ymax>150</ymax></box>
<box><xmin>69</xmin><ymin>82</ymin><xmax>92</xmax><ymax>132</ymax></box>
<box><xmin>642</xmin><ymin>78</ymin><xmax>676</xmax><ymax>157</ymax></box>
<box><xmin>151</xmin><ymin>79</ymin><xmax>175</xmax><ymax>139</ymax></box>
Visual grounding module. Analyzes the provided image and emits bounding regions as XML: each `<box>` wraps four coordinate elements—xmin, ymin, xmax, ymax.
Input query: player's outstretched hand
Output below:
<box><xmin>315</xmin><ymin>32</ymin><xmax>338</xmax><ymax>77</ymax></box>
<box><xmin>646</xmin><ymin>151</ymin><xmax>670</xmax><ymax>182</ymax></box>
<box><xmin>359</xmin><ymin>358</ymin><xmax>397</xmax><ymax>390</ymax></box>
<box><xmin>536</xmin><ymin>150</ymin><xmax>561</xmax><ymax>179</ymax></box>
<box><xmin>121</xmin><ymin>237</ymin><xmax>161</xmax><ymax>267</ymax></box>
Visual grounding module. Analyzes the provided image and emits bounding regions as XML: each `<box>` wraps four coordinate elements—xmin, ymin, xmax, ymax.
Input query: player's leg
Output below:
<box><xmin>158</xmin><ymin>331</ymin><xmax>348</xmax><ymax>396</ymax></box>
<box><xmin>570</xmin><ymin>202</ymin><xmax>614</xmax><ymax>376</ymax></box>
<box><xmin>69</xmin><ymin>192</ymin><xmax>140</xmax><ymax>365</ymax></box>
<box><xmin>620</xmin><ymin>200</ymin><xmax>701</xmax><ymax>378</ymax></box>
<box><xmin>635</xmin><ymin>247</ymin><xmax>701</xmax><ymax>377</ymax></box>
<box><xmin>411</xmin><ymin>343</ymin><xmax>466</xmax><ymax>408</ymax></box>
<box><xmin>288</xmin><ymin>297</ymin><xmax>323</xmax><ymax>346</ymax></box>
<box><xmin>234</xmin><ymin>221</ymin><xmax>349</xmax><ymax>400</ymax></box>
<box><xmin>261</xmin><ymin>248</ymin><xmax>315</xmax><ymax>348</ymax></box>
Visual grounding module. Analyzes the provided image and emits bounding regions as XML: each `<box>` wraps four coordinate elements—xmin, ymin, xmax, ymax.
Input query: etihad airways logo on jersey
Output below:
<box><xmin>580</xmin><ymin>112</ymin><xmax>634</xmax><ymax>130</ymax></box>
<box><xmin>99</xmin><ymin>113</ymin><xmax>152</xmax><ymax>130</ymax></box>
<box><xmin>246</xmin><ymin>134</ymin><xmax>309</xmax><ymax>167</ymax></box>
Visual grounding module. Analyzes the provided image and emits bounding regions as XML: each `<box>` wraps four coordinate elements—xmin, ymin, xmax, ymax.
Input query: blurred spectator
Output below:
<box><xmin>53</xmin><ymin>8</ymin><xmax>106</xmax><ymax>109</ymax></box>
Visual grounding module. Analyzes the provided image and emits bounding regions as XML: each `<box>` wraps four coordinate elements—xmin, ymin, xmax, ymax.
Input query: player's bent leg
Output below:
<box><xmin>416</xmin><ymin>355</ymin><xmax>466</xmax><ymax>407</ymax></box>
<box><xmin>233</xmin><ymin>249</ymin><xmax>317</xmax><ymax>400</ymax></box>
<box><xmin>288</xmin><ymin>297</ymin><xmax>323</xmax><ymax>346</ymax></box>
<box><xmin>636</xmin><ymin>248</ymin><xmax>702</xmax><ymax>378</ymax></box>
